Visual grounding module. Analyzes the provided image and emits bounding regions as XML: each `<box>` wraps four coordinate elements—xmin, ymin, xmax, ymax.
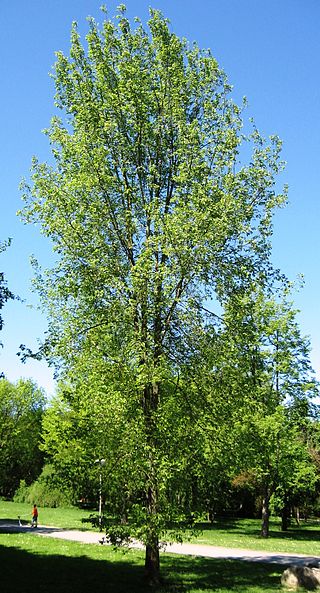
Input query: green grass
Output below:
<box><xmin>0</xmin><ymin>500</ymin><xmax>95</xmax><ymax>530</ymax></box>
<box><xmin>0</xmin><ymin>532</ymin><xmax>283</xmax><ymax>593</ymax></box>
<box><xmin>187</xmin><ymin>517</ymin><xmax>320</xmax><ymax>556</ymax></box>
<box><xmin>1</xmin><ymin>501</ymin><xmax>320</xmax><ymax>556</ymax></box>
<box><xmin>1</xmin><ymin>501</ymin><xmax>319</xmax><ymax>591</ymax></box>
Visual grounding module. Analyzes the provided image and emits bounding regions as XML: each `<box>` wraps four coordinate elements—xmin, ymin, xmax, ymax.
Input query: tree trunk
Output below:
<box><xmin>208</xmin><ymin>510</ymin><xmax>215</xmax><ymax>524</ymax></box>
<box><xmin>145</xmin><ymin>538</ymin><xmax>161</xmax><ymax>586</ymax></box>
<box><xmin>143</xmin><ymin>382</ymin><xmax>162</xmax><ymax>585</ymax></box>
<box><xmin>261</xmin><ymin>487</ymin><xmax>270</xmax><ymax>537</ymax></box>
<box><xmin>281</xmin><ymin>497</ymin><xmax>291</xmax><ymax>531</ymax></box>
<box><xmin>144</xmin><ymin>481</ymin><xmax>161</xmax><ymax>585</ymax></box>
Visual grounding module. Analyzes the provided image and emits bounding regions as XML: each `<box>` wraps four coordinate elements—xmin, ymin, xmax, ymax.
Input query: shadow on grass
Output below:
<box><xmin>0</xmin><ymin>541</ymin><xmax>145</xmax><ymax>593</ymax></box>
<box><xmin>0</xmin><ymin>536</ymin><xmax>283</xmax><ymax>593</ymax></box>
<box><xmin>161</xmin><ymin>555</ymin><xmax>282</xmax><ymax>592</ymax></box>
<box><xmin>196</xmin><ymin>519</ymin><xmax>320</xmax><ymax>544</ymax></box>
<box><xmin>196</xmin><ymin>519</ymin><xmax>240</xmax><ymax>531</ymax></box>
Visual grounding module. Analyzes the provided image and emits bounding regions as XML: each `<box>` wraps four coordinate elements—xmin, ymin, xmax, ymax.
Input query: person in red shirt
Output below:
<box><xmin>31</xmin><ymin>504</ymin><xmax>38</xmax><ymax>528</ymax></box>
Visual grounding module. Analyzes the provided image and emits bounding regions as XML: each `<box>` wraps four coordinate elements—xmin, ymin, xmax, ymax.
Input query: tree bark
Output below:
<box><xmin>281</xmin><ymin>497</ymin><xmax>291</xmax><ymax>531</ymax></box>
<box><xmin>144</xmin><ymin>476</ymin><xmax>161</xmax><ymax>585</ymax></box>
<box><xmin>145</xmin><ymin>536</ymin><xmax>161</xmax><ymax>585</ymax></box>
<box><xmin>143</xmin><ymin>382</ymin><xmax>161</xmax><ymax>585</ymax></box>
<box><xmin>261</xmin><ymin>486</ymin><xmax>270</xmax><ymax>537</ymax></box>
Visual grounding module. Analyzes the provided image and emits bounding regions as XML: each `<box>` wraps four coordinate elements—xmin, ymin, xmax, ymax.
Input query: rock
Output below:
<box><xmin>281</xmin><ymin>566</ymin><xmax>320</xmax><ymax>590</ymax></box>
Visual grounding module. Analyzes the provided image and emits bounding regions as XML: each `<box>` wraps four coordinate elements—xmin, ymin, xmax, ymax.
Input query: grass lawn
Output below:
<box><xmin>0</xmin><ymin>500</ymin><xmax>95</xmax><ymax>530</ymax></box>
<box><xmin>0</xmin><ymin>531</ymin><xmax>283</xmax><ymax>593</ymax></box>
<box><xmin>187</xmin><ymin>517</ymin><xmax>320</xmax><ymax>556</ymax></box>
<box><xmin>1</xmin><ymin>501</ymin><xmax>319</xmax><ymax>591</ymax></box>
<box><xmin>1</xmin><ymin>500</ymin><xmax>320</xmax><ymax>555</ymax></box>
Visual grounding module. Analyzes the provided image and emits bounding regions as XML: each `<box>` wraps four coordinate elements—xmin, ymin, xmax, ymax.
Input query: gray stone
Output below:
<box><xmin>281</xmin><ymin>565</ymin><xmax>320</xmax><ymax>590</ymax></box>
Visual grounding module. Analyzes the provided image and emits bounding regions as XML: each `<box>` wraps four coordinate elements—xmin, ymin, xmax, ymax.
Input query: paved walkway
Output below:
<box><xmin>1</xmin><ymin>522</ymin><xmax>320</xmax><ymax>567</ymax></box>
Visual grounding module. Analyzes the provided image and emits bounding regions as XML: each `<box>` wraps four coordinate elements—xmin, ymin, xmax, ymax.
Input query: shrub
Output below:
<box><xmin>13</xmin><ymin>480</ymin><xmax>29</xmax><ymax>503</ymax></box>
<box><xmin>14</xmin><ymin>465</ymin><xmax>73</xmax><ymax>507</ymax></box>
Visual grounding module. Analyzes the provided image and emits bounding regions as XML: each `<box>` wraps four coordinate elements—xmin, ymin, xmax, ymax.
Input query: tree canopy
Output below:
<box><xmin>0</xmin><ymin>378</ymin><xmax>45</xmax><ymax>498</ymax></box>
<box><xmin>0</xmin><ymin>240</ymin><xmax>14</xmax><ymax>377</ymax></box>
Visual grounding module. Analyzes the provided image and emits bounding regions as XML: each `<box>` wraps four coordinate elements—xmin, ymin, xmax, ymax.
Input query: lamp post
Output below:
<box><xmin>94</xmin><ymin>458</ymin><xmax>106</xmax><ymax>531</ymax></box>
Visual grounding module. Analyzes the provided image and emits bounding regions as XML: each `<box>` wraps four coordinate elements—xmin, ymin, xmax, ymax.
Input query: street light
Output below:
<box><xmin>94</xmin><ymin>458</ymin><xmax>106</xmax><ymax>531</ymax></box>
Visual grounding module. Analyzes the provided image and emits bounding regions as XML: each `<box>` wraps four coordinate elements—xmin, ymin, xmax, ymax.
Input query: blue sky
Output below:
<box><xmin>0</xmin><ymin>0</ymin><xmax>319</xmax><ymax>395</ymax></box>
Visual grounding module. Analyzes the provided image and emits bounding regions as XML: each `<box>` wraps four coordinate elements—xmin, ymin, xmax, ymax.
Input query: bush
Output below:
<box><xmin>13</xmin><ymin>480</ymin><xmax>29</xmax><ymax>503</ymax></box>
<box><xmin>14</xmin><ymin>465</ymin><xmax>73</xmax><ymax>507</ymax></box>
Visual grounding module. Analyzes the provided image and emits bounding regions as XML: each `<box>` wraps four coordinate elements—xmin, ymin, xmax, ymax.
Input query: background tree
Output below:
<box><xmin>0</xmin><ymin>378</ymin><xmax>45</xmax><ymax>498</ymax></box>
<box><xmin>222</xmin><ymin>288</ymin><xmax>319</xmax><ymax>536</ymax></box>
<box><xmin>233</xmin><ymin>407</ymin><xmax>317</xmax><ymax>536</ymax></box>
<box><xmin>0</xmin><ymin>239</ymin><xmax>14</xmax><ymax>377</ymax></box>
<box><xmin>20</xmin><ymin>7</ymin><xmax>287</xmax><ymax>584</ymax></box>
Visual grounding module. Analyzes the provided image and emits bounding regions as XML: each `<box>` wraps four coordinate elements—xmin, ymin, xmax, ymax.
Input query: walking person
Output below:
<box><xmin>31</xmin><ymin>504</ymin><xmax>38</xmax><ymax>528</ymax></box>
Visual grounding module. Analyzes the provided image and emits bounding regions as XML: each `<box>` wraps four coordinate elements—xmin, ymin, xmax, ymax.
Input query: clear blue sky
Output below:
<box><xmin>0</xmin><ymin>0</ymin><xmax>319</xmax><ymax>396</ymax></box>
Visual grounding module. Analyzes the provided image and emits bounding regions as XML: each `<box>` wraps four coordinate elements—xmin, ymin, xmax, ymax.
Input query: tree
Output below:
<box><xmin>233</xmin><ymin>407</ymin><xmax>318</xmax><ymax>536</ymax></box>
<box><xmin>222</xmin><ymin>288</ymin><xmax>319</xmax><ymax>536</ymax></box>
<box><xmin>20</xmin><ymin>7</ymin><xmax>287</xmax><ymax>583</ymax></box>
<box><xmin>0</xmin><ymin>239</ymin><xmax>14</xmax><ymax>377</ymax></box>
<box><xmin>0</xmin><ymin>378</ymin><xmax>45</xmax><ymax>498</ymax></box>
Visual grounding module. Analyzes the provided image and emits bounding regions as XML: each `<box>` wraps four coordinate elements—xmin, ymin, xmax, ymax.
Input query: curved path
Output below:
<box><xmin>1</xmin><ymin>522</ymin><xmax>320</xmax><ymax>567</ymax></box>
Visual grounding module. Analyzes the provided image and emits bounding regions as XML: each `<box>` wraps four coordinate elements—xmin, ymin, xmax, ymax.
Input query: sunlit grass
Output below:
<box><xmin>1</xmin><ymin>500</ymin><xmax>319</xmax><ymax>557</ymax></box>
<box><xmin>0</xmin><ymin>500</ymin><xmax>95</xmax><ymax>530</ymax></box>
<box><xmin>187</xmin><ymin>517</ymin><xmax>320</xmax><ymax>556</ymax></box>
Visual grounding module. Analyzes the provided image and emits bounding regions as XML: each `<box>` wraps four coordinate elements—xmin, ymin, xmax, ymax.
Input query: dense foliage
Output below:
<box><xmin>0</xmin><ymin>378</ymin><xmax>45</xmax><ymax>498</ymax></box>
